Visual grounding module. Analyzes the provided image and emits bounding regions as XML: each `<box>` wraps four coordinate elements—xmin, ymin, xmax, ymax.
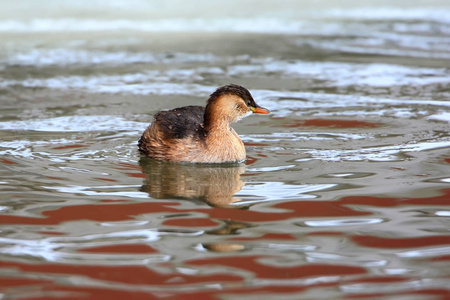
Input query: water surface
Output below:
<box><xmin>1</xmin><ymin>1</ymin><xmax>450</xmax><ymax>299</ymax></box>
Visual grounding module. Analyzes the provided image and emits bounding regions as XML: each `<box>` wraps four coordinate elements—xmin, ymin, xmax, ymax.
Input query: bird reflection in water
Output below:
<box><xmin>139</xmin><ymin>157</ymin><xmax>247</xmax><ymax>208</ymax></box>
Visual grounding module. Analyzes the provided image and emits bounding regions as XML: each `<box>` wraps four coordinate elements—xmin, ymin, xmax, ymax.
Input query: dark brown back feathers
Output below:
<box><xmin>152</xmin><ymin>105</ymin><xmax>205</xmax><ymax>140</ymax></box>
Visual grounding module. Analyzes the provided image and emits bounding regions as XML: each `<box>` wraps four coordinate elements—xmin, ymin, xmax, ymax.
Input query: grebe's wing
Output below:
<box><xmin>153</xmin><ymin>106</ymin><xmax>205</xmax><ymax>139</ymax></box>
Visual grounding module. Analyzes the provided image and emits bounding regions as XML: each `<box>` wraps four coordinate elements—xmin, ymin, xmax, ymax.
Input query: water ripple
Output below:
<box><xmin>43</xmin><ymin>185</ymin><xmax>149</xmax><ymax>199</ymax></box>
<box><xmin>305</xmin><ymin>140</ymin><xmax>450</xmax><ymax>162</ymax></box>
<box><xmin>1</xmin><ymin>2</ymin><xmax>449</xmax><ymax>298</ymax></box>
<box><xmin>0</xmin><ymin>228</ymin><xmax>202</xmax><ymax>264</ymax></box>
<box><xmin>396</xmin><ymin>246</ymin><xmax>450</xmax><ymax>258</ymax></box>
<box><xmin>301</xmin><ymin>218</ymin><xmax>386</xmax><ymax>227</ymax></box>
<box><xmin>235</xmin><ymin>182</ymin><xmax>336</xmax><ymax>203</ymax></box>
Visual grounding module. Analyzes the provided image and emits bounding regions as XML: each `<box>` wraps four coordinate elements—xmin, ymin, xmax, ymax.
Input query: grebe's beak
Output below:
<box><xmin>250</xmin><ymin>106</ymin><xmax>270</xmax><ymax>114</ymax></box>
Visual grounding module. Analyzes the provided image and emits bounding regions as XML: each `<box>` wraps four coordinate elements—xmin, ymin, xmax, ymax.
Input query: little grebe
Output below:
<box><xmin>138</xmin><ymin>84</ymin><xmax>269</xmax><ymax>163</ymax></box>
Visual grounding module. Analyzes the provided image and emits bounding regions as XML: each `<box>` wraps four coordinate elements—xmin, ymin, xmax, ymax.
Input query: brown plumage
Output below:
<box><xmin>138</xmin><ymin>84</ymin><xmax>270</xmax><ymax>163</ymax></box>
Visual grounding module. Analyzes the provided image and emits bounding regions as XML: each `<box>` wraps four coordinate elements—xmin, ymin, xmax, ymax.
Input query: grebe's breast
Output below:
<box><xmin>198</xmin><ymin>127</ymin><xmax>246</xmax><ymax>163</ymax></box>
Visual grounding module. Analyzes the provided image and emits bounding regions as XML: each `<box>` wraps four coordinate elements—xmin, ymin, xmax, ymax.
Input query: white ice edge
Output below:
<box><xmin>0</xmin><ymin>115</ymin><xmax>145</xmax><ymax>132</ymax></box>
<box><xmin>1</xmin><ymin>74</ymin><xmax>449</xmax><ymax>110</ymax></box>
<box><xmin>2</xmin><ymin>55</ymin><xmax>450</xmax><ymax>89</ymax></box>
<box><xmin>427</xmin><ymin>112</ymin><xmax>450</xmax><ymax>122</ymax></box>
<box><xmin>3</xmin><ymin>49</ymin><xmax>219</xmax><ymax>67</ymax></box>
<box><xmin>304</xmin><ymin>140</ymin><xmax>450</xmax><ymax>162</ymax></box>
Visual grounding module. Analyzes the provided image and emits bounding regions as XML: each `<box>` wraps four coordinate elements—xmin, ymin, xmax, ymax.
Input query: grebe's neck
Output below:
<box><xmin>203</xmin><ymin>100</ymin><xmax>232</xmax><ymax>134</ymax></box>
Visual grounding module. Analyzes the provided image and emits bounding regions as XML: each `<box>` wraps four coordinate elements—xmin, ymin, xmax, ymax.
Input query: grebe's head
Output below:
<box><xmin>206</xmin><ymin>84</ymin><xmax>270</xmax><ymax>124</ymax></box>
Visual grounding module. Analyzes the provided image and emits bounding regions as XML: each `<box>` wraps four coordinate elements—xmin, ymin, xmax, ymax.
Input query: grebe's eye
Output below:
<box><xmin>247</xmin><ymin>101</ymin><xmax>251</xmax><ymax>106</ymax></box>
